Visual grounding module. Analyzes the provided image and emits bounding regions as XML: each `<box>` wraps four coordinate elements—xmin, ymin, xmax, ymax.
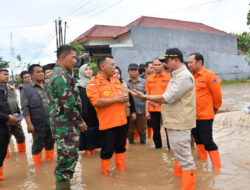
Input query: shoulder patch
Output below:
<box><xmin>212</xmin><ymin>78</ymin><xmax>217</xmax><ymax>83</ymax></box>
<box><xmin>89</xmin><ymin>82</ymin><xmax>95</xmax><ymax>86</ymax></box>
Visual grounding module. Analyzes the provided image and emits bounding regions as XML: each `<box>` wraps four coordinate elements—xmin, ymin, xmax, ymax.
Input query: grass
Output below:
<box><xmin>221</xmin><ymin>77</ymin><xmax>250</xmax><ymax>86</ymax></box>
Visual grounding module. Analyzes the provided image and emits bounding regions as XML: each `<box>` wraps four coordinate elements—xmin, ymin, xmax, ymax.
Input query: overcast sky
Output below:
<box><xmin>0</xmin><ymin>0</ymin><xmax>249</xmax><ymax>72</ymax></box>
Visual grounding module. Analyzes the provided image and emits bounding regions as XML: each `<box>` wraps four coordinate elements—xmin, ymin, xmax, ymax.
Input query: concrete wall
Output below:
<box><xmin>208</xmin><ymin>53</ymin><xmax>250</xmax><ymax>80</ymax></box>
<box><xmin>112</xmin><ymin>25</ymin><xmax>249</xmax><ymax>80</ymax></box>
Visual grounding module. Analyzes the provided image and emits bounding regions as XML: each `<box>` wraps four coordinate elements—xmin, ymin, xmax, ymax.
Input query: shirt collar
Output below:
<box><xmin>194</xmin><ymin>66</ymin><xmax>205</xmax><ymax>76</ymax></box>
<box><xmin>55</xmin><ymin>63</ymin><xmax>72</xmax><ymax>75</ymax></box>
<box><xmin>129</xmin><ymin>77</ymin><xmax>141</xmax><ymax>82</ymax></box>
<box><xmin>30</xmin><ymin>80</ymin><xmax>44</xmax><ymax>88</ymax></box>
<box><xmin>172</xmin><ymin>65</ymin><xmax>186</xmax><ymax>76</ymax></box>
<box><xmin>153</xmin><ymin>72</ymin><xmax>165</xmax><ymax>78</ymax></box>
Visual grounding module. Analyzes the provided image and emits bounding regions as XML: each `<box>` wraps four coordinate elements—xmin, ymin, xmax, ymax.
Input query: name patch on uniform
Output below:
<box><xmin>89</xmin><ymin>83</ymin><xmax>95</xmax><ymax>86</ymax></box>
<box><xmin>103</xmin><ymin>91</ymin><xmax>110</xmax><ymax>96</ymax></box>
<box><xmin>122</xmin><ymin>82</ymin><xmax>128</xmax><ymax>88</ymax></box>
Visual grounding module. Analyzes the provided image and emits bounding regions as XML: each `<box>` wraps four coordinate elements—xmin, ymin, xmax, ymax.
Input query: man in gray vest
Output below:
<box><xmin>21</xmin><ymin>64</ymin><xmax>55</xmax><ymax>167</ymax></box>
<box><xmin>125</xmin><ymin>63</ymin><xmax>147</xmax><ymax>144</ymax></box>
<box><xmin>132</xmin><ymin>48</ymin><xmax>196</xmax><ymax>190</ymax></box>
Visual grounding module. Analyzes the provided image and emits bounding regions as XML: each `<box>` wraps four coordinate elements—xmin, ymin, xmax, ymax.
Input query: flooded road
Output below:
<box><xmin>1</xmin><ymin>83</ymin><xmax>250</xmax><ymax>190</ymax></box>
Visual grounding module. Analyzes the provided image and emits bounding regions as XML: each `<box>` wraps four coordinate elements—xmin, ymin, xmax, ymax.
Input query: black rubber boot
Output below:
<box><xmin>128</xmin><ymin>136</ymin><xmax>134</xmax><ymax>144</ymax></box>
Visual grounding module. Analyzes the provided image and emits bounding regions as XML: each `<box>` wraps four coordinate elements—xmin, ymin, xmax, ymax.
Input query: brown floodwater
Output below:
<box><xmin>1</xmin><ymin>83</ymin><xmax>250</xmax><ymax>190</ymax></box>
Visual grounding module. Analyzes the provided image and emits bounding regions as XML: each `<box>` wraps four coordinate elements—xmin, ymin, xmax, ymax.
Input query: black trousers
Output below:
<box><xmin>0</xmin><ymin>132</ymin><xmax>10</xmax><ymax>167</ymax></box>
<box><xmin>150</xmin><ymin>112</ymin><xmax>162</xmax><ymax>148</ymax></box>
<box><xmin>191</xmin><ymin>119</ymin><xmax>218</xmax><ymax>151</ymax></box>
<box><xmin>99</xmin><ymin>124</ymin><xmax>127</xmax><ymax>159</ymax></box>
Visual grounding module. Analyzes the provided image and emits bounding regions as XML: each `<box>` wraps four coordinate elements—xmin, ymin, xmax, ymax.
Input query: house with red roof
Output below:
<box><xmin>74</xmin><ymin>16</ymin><xmax>249</xmax><ymax>80</ymax></box>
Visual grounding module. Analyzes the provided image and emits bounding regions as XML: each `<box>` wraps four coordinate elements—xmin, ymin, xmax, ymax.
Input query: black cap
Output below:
<box><xmin>159</xmin><ymin>48</ymin><xmax>184</xmax><ymax>62</ymax></box>
<box><xmin>128</xmin><ymin>63</ymin><xmax>138</xmax><ymax>70</ymax></box>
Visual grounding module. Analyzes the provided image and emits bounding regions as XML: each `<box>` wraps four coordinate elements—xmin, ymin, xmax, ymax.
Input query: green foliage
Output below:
<box><xmin>232</xmin><ymin>32</ymin><xmax>250</xmax><ymax>65</ymax></box>
<box><xmin>89</xmin><ymin>57</ymin><xmax>98</xmax><ymax>76</ymax></box>
<box><xmin>70</xmin><ymin>41</ymin><xmax>84</xmax><ymax>58</ymax></box>
<box><xmin>0</xmin><ymin>56</ymin><xmax>9</xmax><ymax>69</ymax></box>
<box><xmin>234</xmin><ymin>32</ymin><xmax>250</xmax><ymax>53</ymax></box>
<box><xmin>15</xmin><ymin>77</ymin><xmax>23</xmax><ymax>87</ymax></box>
<box><xmin>72</xmin><ymin>67</ymin><xmax>80</xmax><ymax>81</ymax></box>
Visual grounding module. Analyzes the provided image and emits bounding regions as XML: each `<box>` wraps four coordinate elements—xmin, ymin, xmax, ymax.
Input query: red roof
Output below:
<box><xmin>74</xmin><ymin>25</ymin><xmax>123</xmax><ymax>42</ymax></box>
<box><xmin>75</xmin><ymin>16</ymin><xmax>230</xmax><ymax>42</ymax></box>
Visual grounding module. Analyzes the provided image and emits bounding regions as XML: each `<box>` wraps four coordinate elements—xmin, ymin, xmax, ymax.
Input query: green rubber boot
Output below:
<box><xmin>56</xmin><ymin>180</ymin><xmax>70</xmax><ymax>190</ymax></box>
<box><xmin>140</xmin><ymin>133</ymin><xmax>147</xmax><ymax>144</ymax></box>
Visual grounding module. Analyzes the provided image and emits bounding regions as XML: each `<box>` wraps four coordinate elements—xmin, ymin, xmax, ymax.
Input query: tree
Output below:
<box><xmin>235</xmin><ymin>32</ymin><xmax>250</xmax><ymax>53</ymax></box>
<box><xmin>233</xmin><ymin>32</ymin><xmax>250</xmax><ymax>65</ymax></box>
<box><xmin>69</xmin><ymin>41</ymin><xmax>84</xmax><ymax>58</ymax></box>
<box><xmin>0</xmin><ymin>57</ymin><xmax>9</xmax><ymax>69</ymax></box>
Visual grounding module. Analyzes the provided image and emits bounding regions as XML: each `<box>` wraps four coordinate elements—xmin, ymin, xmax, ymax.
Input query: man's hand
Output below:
<box><xmin>13</xmin><ymin>113</ymin><xmax>22</xmax><ymax>124</ymax></box>
<box><xmin>7</xmin><ymin>115</ymin><xmax>18</xmax><ymax>124</ymax></box>
<box><xmin>149</xmin><ymin>101</ymin><xmax>160</xmax><ymax>107</ymax></box>
<box><xmin>214</xmin><ymin>108</ymin><xmax>218</xmax><ymax>114</ymax></box>
<box><xmin>27</xmin><ymin>123</ymin><xmax>35</xmax><ymax>133</ymax></box>
<box><xmin>80</xmin><ymin>123</ymin><xmax>88</xmax><ymax>132</ymax></box>
<box><xmin>116</xmin><ymin>92</ymin><xmax>129</xmax><ymax>103</ymax></box>
<box><xmin>131</xmin><ymin>113</ymin><xmax>136</xmax><ymax>121</ymax></box>
<box><xmin>131</xmin><ymin>89</ymin><xmax>145</xmax><ymax>99</ymax></box>
<box><xmin>146</xmin><ymin>111</ymin><xmax>151</xmax><ymax>120</ymax></box>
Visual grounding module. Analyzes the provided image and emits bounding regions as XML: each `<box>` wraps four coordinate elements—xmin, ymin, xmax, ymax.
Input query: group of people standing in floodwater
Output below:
<box><xmin>0</xmin><ymin>45</ymin><xmax>222</xmax><ymax>190</ymax></box>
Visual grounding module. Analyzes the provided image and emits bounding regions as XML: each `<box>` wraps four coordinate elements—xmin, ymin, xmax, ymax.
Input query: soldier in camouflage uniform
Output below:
<box><xmin>48</xmin><ymin>45</ymin><xmax>87</xmax><ymax>190</ymax></box>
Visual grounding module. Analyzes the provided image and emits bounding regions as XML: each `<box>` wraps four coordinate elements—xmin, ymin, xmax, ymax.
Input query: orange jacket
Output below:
<box><xmin>145</xmin><ymin>72</ymin><xmax>170</xmax><ymax>112</ymax></box>
<box><xmin>193</xmin><ymin>67</ymin><xmax>222</xmax><ymax>120</ymax></box>
<box><xmin>86</xmin><ymin>73</ymin><xmax>127</xmax><ymax>130</ymax></box>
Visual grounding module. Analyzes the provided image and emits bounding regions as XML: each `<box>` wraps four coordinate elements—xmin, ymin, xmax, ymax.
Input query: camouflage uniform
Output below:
<box><xmin>48</xmin><ymin>64</ymin><xmax>85</xmax><ymax>182</ymax></box>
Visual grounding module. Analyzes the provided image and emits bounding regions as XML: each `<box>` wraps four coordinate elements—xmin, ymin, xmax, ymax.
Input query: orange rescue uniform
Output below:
<box><xmin>86</xmin><ymin>73</ymin><xmax>127</xmax><ymax>130</ymax></box>
<box><xmin>193</xmin><ymin>67</ymin><xmax>222</xmax><ymax>120</ymax></box>
<box><xmin>145</xmin><ymin>72</ymin><xmax>170</xmax><ymax>111</ymax></box>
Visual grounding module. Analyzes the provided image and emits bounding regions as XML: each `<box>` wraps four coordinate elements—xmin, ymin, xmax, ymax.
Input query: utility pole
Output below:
<box><xmin>10</xmin><ymin>32</ymin><xmax>15</xmax><ymax>81</ymax></box>
<box><xmin>55</xmin><ymin>18</ymin><xmax>67</xmax><ymax>50</ymax></box>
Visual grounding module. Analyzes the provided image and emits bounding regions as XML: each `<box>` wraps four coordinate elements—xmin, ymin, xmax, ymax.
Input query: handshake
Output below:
<box><xmin>128</xmin><ymin>89</ymin><xmax>145</xmax><ymax>99</ymax></box>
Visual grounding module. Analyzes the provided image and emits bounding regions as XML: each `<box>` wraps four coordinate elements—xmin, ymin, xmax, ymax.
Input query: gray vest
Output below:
<box><xmin>125</xmin><ymin>78</ymin><xmax>146</xmax><ymax>115</ymax></box>
<box><xmin>22</xmin><ymin>83</ymin><xmax>46</xmax><ymax>131</ymax></box>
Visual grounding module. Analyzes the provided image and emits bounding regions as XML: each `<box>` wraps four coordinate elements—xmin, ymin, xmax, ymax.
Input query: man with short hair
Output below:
<box><xmin>0</xmin><ymin>69</ymin><xmax>26</xmax><ymax>154</ymax></box>
<box><xmin>20</xmin><ymin>71</ymin><xmax>31</xmax><ymax>84</ymax></box>
<box><xmin>133</xmin><ymin>48</ymin><xmax>196</xmax><ymax>190</ymax></box>
<box><xmin>125</xmin><ymin>63</ymin><xmax>147</xmax><ymax>144</ymax></box>
<box><xmin>144</xmin><ymin>58</ymin><xmax>170</xmax><ymax>148</ymax></box>
<box><xmin>141</xmin><ymin>61</ymin><xmax>154</xmax><ymax>139</ymax></box>
<box><xmin>21</xmin><ymin>64</ymin><xmax>55</xmax><ymax>167</ymax></box>
<box><xmin>43</xmin><ymin>66</ymin><xmax>53</xmax><ymax>82</ymax></box>
<box><xmin>87</xmin><ymin>56</ymin><xmax>128</xmax><ymax>175</ymax></box>
<box><xmin>48</xmin><ymin>45</ymin><xmax>87</xmax><ymax>190</ymax></box>
<box><xmin>0</xmin><ymin>68</ymin><xmax>21</xmax><ymax>180</ymax></box>
<box><xmin>141</xmin><ymin>61</ymin><xmax>154</xmax><ymax>79</ymax></box>
<box><xmin>188</xmin><ymin>53</ymin><xmax>222</xmax><ymax>169</ymax></box>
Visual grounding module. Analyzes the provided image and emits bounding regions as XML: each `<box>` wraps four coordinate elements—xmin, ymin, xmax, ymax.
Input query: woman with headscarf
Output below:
<box><xmin>77</xmin><ymin>64</ymin><xmax>100</xmax><ymax>155</ymax></box>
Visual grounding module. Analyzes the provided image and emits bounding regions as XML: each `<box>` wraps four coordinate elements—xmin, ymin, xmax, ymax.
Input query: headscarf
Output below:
<box><xmin>76</xmin><ymin>64</ymin><xmax>91</xmax><ymax>88</ymax></box>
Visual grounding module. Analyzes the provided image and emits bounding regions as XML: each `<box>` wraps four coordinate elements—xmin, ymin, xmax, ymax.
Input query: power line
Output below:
<box><xmin>61</xmin><ymin>0</ymin><xmax>93</xmax><ymax>20</ymax></box>
<box><xmin>65</xmin><ymin>0</ymin><xmax>114</xmax><ymax>21</ymax></box>
<box><xmin>70</xmin><ymin>0</ymin><xmax>124</xmax><ymax>28</ymax></box>
<box><xmin>160</xmin><ymin>0</ymin><xmax>222</xmax><ymax>15</ymax></box>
